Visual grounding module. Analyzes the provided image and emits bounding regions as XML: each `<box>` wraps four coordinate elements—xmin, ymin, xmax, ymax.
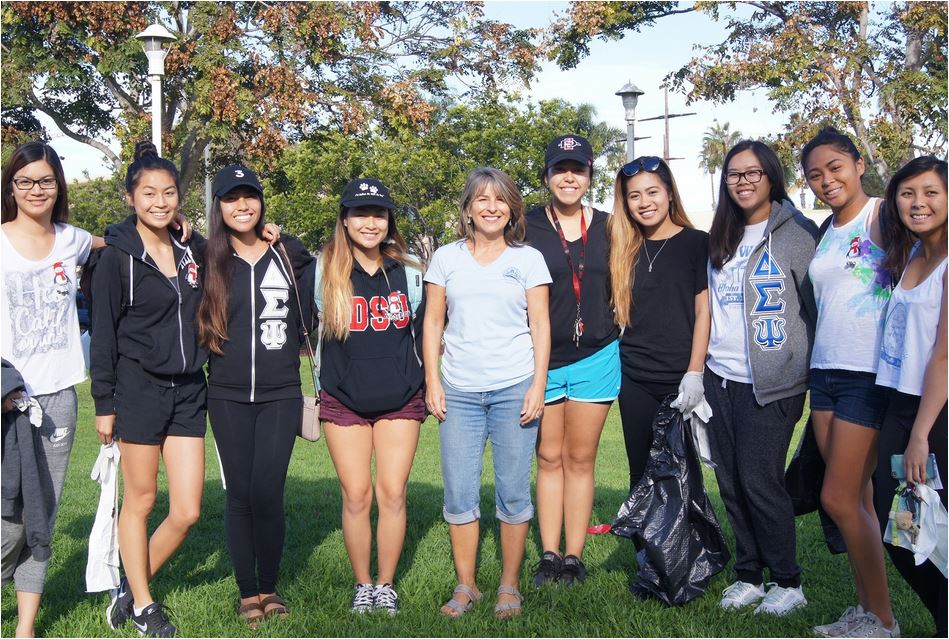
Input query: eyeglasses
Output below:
<box><xmin>725</xmin><ymin>170</ymin><xmax>764</xmax><ymax>185</ymax></box>
<box><xmin>620</xmin><ymin>156</ymin><xmax>663</xmax><ymax>177</ymax></box>
<box><xmin>12</xmin><ymin>177</ymin><xmax>58</xmax><ymax>191</ymax></box>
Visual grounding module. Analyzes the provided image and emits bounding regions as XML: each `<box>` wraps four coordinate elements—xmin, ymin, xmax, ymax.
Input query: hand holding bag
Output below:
<box><xmin>277</xmin><ymin>242</ymin><xmax>321</xmax><ymax>441</ymax></box>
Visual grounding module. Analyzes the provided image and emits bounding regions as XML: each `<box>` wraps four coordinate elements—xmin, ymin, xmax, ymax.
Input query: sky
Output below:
<box><xmin>43</xmin><ymin>0</ymin><xmax>816</xmax><ymax>230</ymax></box>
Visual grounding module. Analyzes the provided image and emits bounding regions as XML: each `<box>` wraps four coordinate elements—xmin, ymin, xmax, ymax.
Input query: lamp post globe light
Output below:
<box><xmin>616</xmin><ymin>81</ymin><xmax>645</xmax><ymax>162</ymax></box>
<box><xmin>135</xmin><ymin>23</ymin><xmax>176</xmax><ymax>155</ymax></box>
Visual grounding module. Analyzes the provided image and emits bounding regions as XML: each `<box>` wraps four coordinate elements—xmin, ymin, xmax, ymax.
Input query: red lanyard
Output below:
<box><xmin>549</xmin><ymin>207</ymin><xmax>588</xmax><ymax>346</ymax></box>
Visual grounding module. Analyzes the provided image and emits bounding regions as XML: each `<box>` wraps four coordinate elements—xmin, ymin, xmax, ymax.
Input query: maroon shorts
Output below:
<box><xmin>319</xmin><ymin>388</ymin><xmax>427</xmax><ymax>427</ymax></box>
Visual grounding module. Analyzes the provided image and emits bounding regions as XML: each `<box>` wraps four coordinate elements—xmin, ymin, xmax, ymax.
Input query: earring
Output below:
<box><xmin>467</xmin><ymin>217</ymin><xmax>473</xmax><ymax>225</ymax></box>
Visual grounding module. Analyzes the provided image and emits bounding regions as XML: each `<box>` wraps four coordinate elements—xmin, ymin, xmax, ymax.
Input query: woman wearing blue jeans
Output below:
<box><xmin>423</xmin><ymin>167</ymin><xmax>551</xmax><ymax>619</ymax></box>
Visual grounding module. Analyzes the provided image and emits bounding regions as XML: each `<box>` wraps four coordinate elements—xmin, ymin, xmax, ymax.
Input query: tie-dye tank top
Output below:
<box><xmin>808</xmin><ymin>197</ymin><xmax>891</xmax><ymax>373</ymax></box>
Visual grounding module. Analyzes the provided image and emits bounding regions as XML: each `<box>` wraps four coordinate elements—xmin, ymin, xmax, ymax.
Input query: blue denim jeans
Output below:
<box><xmin>439</xmin><ymin>375</ymin><xmax>539</xmax><ymax>525</ymax></box>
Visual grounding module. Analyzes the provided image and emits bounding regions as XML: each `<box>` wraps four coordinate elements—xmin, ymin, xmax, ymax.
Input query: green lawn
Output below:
<box><xmin>1</xmin><ymin>367</ymin><xmax>933</xmax><ymax>637</ymax></box>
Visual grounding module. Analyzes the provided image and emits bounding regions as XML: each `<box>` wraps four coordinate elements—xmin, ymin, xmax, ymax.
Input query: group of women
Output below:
<box><xmin>0</xmin><ymin>125</ymin><xmax>945</xmax><ymax>638</ymax></box>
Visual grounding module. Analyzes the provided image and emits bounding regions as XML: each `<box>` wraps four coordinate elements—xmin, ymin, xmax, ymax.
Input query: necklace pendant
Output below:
<box><xmin>648</xmin><ymin>264</ymin><xmax>653</xmax><ymax>273</ymax></box>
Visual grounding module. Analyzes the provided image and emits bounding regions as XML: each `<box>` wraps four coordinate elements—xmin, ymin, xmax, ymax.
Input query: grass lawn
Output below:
<box><xmin>1</xmin><ymin>366</ymin><xmax>933</xmax><ymax>637</ymax></box>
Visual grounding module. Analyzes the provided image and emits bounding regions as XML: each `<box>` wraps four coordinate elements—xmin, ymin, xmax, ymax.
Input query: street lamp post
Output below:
<box><xmin>616</xmin><ymin>82</ymin><xmax>645</xmax><ymax>162</ymax></box>
<box><xmin>135</xmin><ymin>24</ymin><xmax>177</xmax><ymax>156</ymax></box>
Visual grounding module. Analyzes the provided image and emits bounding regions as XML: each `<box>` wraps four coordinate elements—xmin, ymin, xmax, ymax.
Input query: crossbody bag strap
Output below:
<box><xmin>275</xmin><ymin>242</ymin><xmax>321</xmax><ymax>394</ymax></box>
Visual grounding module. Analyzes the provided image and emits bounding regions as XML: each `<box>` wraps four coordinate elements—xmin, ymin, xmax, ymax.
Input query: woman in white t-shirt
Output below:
<box><xmin>802</xmin><ymin>127</ymin><xmax>897</xmax><ymax>638</ymax></box>
<box><xmin>423</xmin><ymin>167</ymin><xmax>551</xmax><ymax>619</ymax></box>
<box><xmin>705</xmin><ymin>141</ymin><xmax>819</xmax><ymax>615</ymax></box>
<box><xmin>1</xmin><ymin>141</ymin><xmax>102</xmax><ymax>637</ymax></box>
<box><xmin>875</xmin><ymin>156</ymin><xmax>947</xmax><ymax>637</ymax></box>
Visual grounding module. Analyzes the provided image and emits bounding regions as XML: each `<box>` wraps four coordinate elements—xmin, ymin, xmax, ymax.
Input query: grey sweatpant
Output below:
<box><xmin>1</xmin><ymin>388</ymin><xmax>77</xmax><ymax>593</ymax></box>
<box><xmin>704</xmin><ymin>368</ymin><xmax>804</xmax><ymax>587</ymax></box>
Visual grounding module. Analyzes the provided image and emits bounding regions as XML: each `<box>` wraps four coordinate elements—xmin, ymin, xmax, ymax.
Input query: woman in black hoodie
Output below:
<box><xmin>318</xmin><ymin>178</ymin><xmax>425</xmax><ymax>616</ymax></box>
<box><xmin>195</xmin><ymin>165</ymin><xmax>314</xmax><ymax>627</ymax></box>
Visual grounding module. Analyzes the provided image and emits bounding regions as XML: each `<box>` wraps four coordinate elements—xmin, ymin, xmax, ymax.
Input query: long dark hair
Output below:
<box><xmin>1</xmin><ymin>141</ymin><xmax>69</xmax><ymax>223</ymax></box>
<box><xmin>880</xmin><ymin>155</ymin><xmax>949</xmax><ymax>280</ymax></box>
<box><xmin>197</xmin><ymin>187</ymin><xmax>268</xmax><ymax>355</ymax></box>
<box><xmin>709</xmin><ymin>140</ymin><xmax>790</xmax><ymax>269</ymax></box>
<box><xmin>126</xmin><ymin>141</ymin><xmax>180</xmax><ymax>195</ymax></box>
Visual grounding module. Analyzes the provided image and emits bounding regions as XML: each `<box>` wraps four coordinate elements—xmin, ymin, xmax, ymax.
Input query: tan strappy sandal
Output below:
<box><xmin>494</xmin><ymin>584</ymin><xmax>523</xmax><ymax>619</ymax></box>
<box><xmin>440</xmin><ymin>584</ymin><xmax>482</xmax><ymax>618</ymax></box>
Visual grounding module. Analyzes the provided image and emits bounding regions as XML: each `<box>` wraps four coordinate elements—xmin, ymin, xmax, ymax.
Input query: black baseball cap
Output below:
<box><xmin>340</xmin><ymin>178</ymin><xmax>396</xmax><ymax>210</ymax></box>
<box><xmin>544</xmin><ymin>134</ymin><xmax>593</xmax><ymax>171</ymax></box>
<box><xmin>212</xmin><ymin>165</ymin><xmax>263</xmax><ymax>198</ymax></box>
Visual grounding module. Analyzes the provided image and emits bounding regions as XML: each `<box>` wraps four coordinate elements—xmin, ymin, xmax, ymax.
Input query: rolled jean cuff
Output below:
<box><xmin>496</xmin><ymin>504</ymin><xmax>533</xmax><ymax>525</ymax></box>
<box><xmin>443</xmin><ymin>506</ymin><xmax>481</xmax><ymax>525</ymax></box>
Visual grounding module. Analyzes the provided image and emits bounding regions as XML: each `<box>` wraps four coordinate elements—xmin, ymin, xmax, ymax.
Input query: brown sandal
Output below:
<box><xmin>238</xmin><ymin>601</ymin><xmax>265</xmax><ymax>629</ymax></box>
<box><xmin>260</xmin><ymin>594</ymin><xmax>289</xmax><ymax>620</ymax></box>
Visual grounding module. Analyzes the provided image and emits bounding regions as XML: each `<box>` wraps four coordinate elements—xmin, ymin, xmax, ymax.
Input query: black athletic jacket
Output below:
<box><xmin>320</xmin><ymin>256</ymin><xmax>424</xmax><ymax>415</ymax></box>
<box><xmin>90</xmin><ymin>215</ymin><xmax>208</xmax><ymax>416</ymax></box>
<box><xmin>206</xmin><ymin>235</ymin><xmax>316</xmax><ymax>403</ymax></box>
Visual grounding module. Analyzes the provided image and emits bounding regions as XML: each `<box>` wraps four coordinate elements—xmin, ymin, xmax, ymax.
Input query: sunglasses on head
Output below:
<box><xmin>620</xmin><ymin>156</ymin><xmax>663</xmax><ymax>177</ymax></box>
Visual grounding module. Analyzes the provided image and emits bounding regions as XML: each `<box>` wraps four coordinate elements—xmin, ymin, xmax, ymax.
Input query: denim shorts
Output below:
<box><xmin>809</xmin><ymin>368</ymin><xmax>889</xmax><ymax>430</ymax></box>
<box><xmin>545</xmin><ymin>339</ymin><xmax>621</xmax><ymax>404</ymax></box>
<box><xmin>439</xmin><ymin>375</ymin><xmax>539</xmax><ymax>525</ymax></box>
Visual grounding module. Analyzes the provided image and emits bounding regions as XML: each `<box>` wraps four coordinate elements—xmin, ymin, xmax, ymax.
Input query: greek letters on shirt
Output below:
<box><xmin>749</xmin><ymin>250</ymin><xmax>787</xmax><ymax>350</ymax></box>
<box><xmin>716</xmin><ymin>244</ymin><xmax>755</xmax><ymax>307</ymax></box>
<box><xmin>350</xmin><ymin>292</ymin><xmax>410</xmax><ymax>332</ymax></box>
<box><xmin>259</xmin><ymin>260</ymin><xmax>290</xmax><ymax>350</ymax></box>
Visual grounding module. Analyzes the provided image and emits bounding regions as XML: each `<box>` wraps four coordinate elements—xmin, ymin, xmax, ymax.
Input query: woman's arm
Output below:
<box><xmin>522</xmin><ymin>284</ymin><xmax>551</xmax><ymax>425</ymax></box>
<box><xmin>904</xmin><ymin>270</ymin><xmax>948</xmax><ymax>484</ymax></box>
<box><xmin>688</xmin><ymin>288</ymin><xmax>711</xmax><ymax>373</ymax></box>
<box><xmin>422</xmin><ymin>282</ymin><xmax>447</xmax><ymax>421</ymax></box>
<box><xmin>89</xmin><ymin>248</ymin><xmax>124</xmax><ymax>444</ymax></box>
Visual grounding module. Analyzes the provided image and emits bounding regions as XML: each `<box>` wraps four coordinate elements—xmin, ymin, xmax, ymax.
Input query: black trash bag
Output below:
<box><xmin>784</xmin><ymin>416</ymin><xmax>846</xmax><ymax>554</ymax></box>
<box><xmin>611</xmin><ymin>397</ymin><xmax>730</xmax><ymax>606</ymax></box>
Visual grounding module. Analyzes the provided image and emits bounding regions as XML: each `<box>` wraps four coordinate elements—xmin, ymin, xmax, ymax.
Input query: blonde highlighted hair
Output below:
<box><xmin>320</xmin><ymin>204</ymin><xmax>420</xmax><ymax>340</ymax></box>
<box><xmin>456</xmin><ymin>167</ymin><xmax>526</xmax><ymax>246</ymax></box>
<box><xmin>608</xmin><ymin>158</ymin><xmax>693</xmax><ymax>327</ymax></box>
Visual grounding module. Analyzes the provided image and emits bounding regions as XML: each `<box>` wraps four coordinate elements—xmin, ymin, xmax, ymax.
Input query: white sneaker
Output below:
<box><xmin>842</xmin><ymin>612</ymin><xmax>900</xmax><ymax>638</ymax></box>
<box><xmin>753</xmin><ymin>583</ymin><xmax>806</xmax><ymax>615</ymax></box>
<box><xmin>720</xmin><ymin>580</ymin><xmax>765</xmax><ymax>609</ymax></box>
<box><xmin>373</xmin><ymin>583</ymin><xmax>399</xmax><ymax>616</ymax></box>
<box><xmin>350</xmin><ymin>583</ymin><xmax>375</xmax><ymax>613</ymax></box>
<box><xmin>814</xmin><ymin>605</ymin><xmax>865</xmax><ymax>637</ymax></box>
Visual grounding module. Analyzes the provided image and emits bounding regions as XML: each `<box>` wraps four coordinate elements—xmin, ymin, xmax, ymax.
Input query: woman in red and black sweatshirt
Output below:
<box><xmin>318</xmin><ymin>178</ymin><xmax>425</xmax><ymax>615</ymax></box>
<box><xmin>196</xmin><ymin>165</ymin><xmax>314</xmax><ymax>627</ymax></box>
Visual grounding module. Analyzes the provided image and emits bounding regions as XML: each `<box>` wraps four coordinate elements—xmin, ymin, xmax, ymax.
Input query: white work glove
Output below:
<box><xmin>670</xmin><ymin>371</ymin><xmax>705</xmax><ymax>416</ymax></box>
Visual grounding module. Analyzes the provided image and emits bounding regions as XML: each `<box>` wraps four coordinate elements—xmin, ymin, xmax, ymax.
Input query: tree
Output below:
<box><xmin>266</xmin><ymin>98</ymin><xmax>624</xmax><ymax>261</ymax></box>
<box><xmin>698</xmin><ymin>120</ymin><xmax>742</xmax><ymax>209</ymax></box>
<box><xmin>1</xmin><ymin>2</ymin><xmax>541</xmax><ymax>195</ymax></box>
<box><xmin>547</xmin><ymin>1</ymin><xmax>948</xmax><ymax>183</ymax></box>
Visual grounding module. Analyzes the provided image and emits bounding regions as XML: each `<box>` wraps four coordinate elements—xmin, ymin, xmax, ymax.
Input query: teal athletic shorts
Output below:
<box><xmin>544</xmin><ymin>339</ymin><xmax>620</xmax><ymax>404</ymax></box>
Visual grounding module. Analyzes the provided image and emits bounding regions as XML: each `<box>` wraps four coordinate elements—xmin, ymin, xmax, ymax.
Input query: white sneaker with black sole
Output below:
<box><xmin>107</xmin><ymin>576</ymin><xmax>133</xmax><ymax>629</ymax></box>
<box><xmin>814</xmin><ymin>605</ymin><xmax>866</xmax><ymax>637</ymax></box>
<box><xmin>373</xmin><ymin>583</ymin><xmax>399</xmax><ymax>615</ymax></box>
<box><xmin>351</xmin><ymin>583</ymin><xmax>375</xmax><ymax>613</ymax></box>
<box><xmin>719</xmin><ymin>580</ymin><xmax>765</xmax><ymax>609</ymax></box>
<box><xmin>753</xmin><ymin>583</ymin><xmax>806</xmax><ymax>616</ymax></box>
<box><xmin>131</xmin><ymin>602</ymin><xmax>177</xmax><ymax>637</ymax></box>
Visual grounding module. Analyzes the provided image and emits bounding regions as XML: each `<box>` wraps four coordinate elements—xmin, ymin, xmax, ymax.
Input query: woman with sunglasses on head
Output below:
<box><xmin>525</xmin><ymin>135</ymin><xmax>619</xmax><ymax>587</ymax></box>
<box><xmin>1</xmin><ymin>141</ymin><xmax>106</xmax><ymax>638</ymax></box>
<box><xmin>802</xmin><ymin>127</ymin><xmax>899</xmax><ymax>638</ymax></box>
<box><xmin>705</xmin><ymin>141</ymin><xmax>819</xmax><ymax>616</ymax></box>
<box><xmin>424</xmin><ymin>167</ymin><xmax>550</xmax><ymax>619</ymax></box>
<box><xmin>195</xmin><ymin>165</ymin><xmax>314</xmax><ymax>628</ymax></box>
<box><xmin>609</xmin><ymin>156</ymin><xmax>710</xmax><ymax>496</ymax></box>
<box><xmin>318</xmin><ymin>178</ymin><xmax>426</xmax><ymax>616</ymax></box>
<box><xmin>874</xmin><ymin>156</ymin><xmax>947</xmax><ymax>638</ymax></box>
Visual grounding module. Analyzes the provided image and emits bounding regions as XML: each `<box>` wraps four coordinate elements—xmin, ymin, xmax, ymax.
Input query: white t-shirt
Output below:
<box><xmin>425</xmin><ymin>240</ymin><xmax>552</xmax><ymax>392</ymax></box>
<box><xmin>1</xmin><ymin>223</ymin><xmax>93</xmax><ymax>395</ymax></box>
<box><xmin>707</xmin><ymin>219</ymin><xmax>768</xmax><ymax>383</ymax></box>
<box><xmin>808</xmin><ymin>198</ymin><xmax>890</xmax><ymax>373</ymax></box>
<box><xmin>877</xmin><ymin>250</ymin><xmax>947</xmax><ymax>397</ymax></box>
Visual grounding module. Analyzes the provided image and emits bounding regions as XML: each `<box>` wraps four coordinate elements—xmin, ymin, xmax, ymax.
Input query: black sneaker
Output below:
<box><xmin>559</xmin><ymin>554</ymin><xmax>587</xmax><ymax>586</ymax></box>
<box><xmin>131</xmin><ymin>602</ymin><xmax>177</xmax><ymax>637</ymax></box>
<box><xmin>531</xmin><ymin>551</ymin><xmax>563</xmax><ymax>587</ymax></box>
<box><xmin>107</xmin><ymin>576</ymin><xmax>133</xmax><ymax>629</ymax></box>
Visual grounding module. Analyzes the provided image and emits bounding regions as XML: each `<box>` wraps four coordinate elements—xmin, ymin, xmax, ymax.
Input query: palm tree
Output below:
<box><xmin>699</xmin><ymin>120</ymin><xmax>742</xmax><ymax>209</ymax></box>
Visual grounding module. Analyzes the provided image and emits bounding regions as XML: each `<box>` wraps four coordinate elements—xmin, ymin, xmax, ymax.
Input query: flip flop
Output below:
<box><xmin>494</xmin><ymin>584</ymin><xmax>523</xmax><ymax>619</ymax></box>
<box><xmin>440</xmin><ymin>584</ymin><xmax>482</xmax><ymax>618</ymax></box>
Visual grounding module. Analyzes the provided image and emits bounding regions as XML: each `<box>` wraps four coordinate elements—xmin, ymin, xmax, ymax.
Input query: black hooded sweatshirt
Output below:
<box><xmin>206</xmin><ymin>235</ymin><xmax>315</xmax><ymax>403</ymax></box>
<box><xmin>90</xmin><ymin>215</ymin><xmax>208</xmax><ymax>416</ymax></box>
<box><xmin>319</xmin><ymin>256</ymin><xmax>425</xmax><ymax>415</ymax></box>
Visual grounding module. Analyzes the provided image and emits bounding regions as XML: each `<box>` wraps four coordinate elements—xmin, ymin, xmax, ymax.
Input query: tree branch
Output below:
<box><xmin>27</xmin><ymin>89</ymin><xmax>121</xmax><ymax>171</ymax></box>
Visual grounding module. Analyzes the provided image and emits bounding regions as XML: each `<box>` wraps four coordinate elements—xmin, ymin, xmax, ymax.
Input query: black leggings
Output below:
<box><xmin>208</xmin><ymin>397</ymin><xmax>300</xmax><ymax>598</ymax></box>
<box><xmin>874</xmin><ymin>391</ymin><xmax>947</xmax><ymax>636</ymax></box>
<box><xmin>618</xmin><ymin>375</ymin><xmax>678</xmax><ymax>493</ymax></box>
